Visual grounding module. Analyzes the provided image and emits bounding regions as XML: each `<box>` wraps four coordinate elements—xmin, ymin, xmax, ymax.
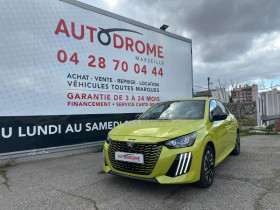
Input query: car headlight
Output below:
<box><xmin>106</xmin><ymin>135</ymin><xmax>112</xmax><ymax>144</ymax></box>
<box><xmin>165</xmin><ymin>132</ymin><xmax>196</xmax><ymax>148</ymax></box>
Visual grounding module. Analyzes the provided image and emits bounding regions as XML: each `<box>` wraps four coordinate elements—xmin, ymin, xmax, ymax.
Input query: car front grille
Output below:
<box><xmin>108</xmin><ymin>141</ymin><xmax>163</xmax><ymax>175</ymax></box>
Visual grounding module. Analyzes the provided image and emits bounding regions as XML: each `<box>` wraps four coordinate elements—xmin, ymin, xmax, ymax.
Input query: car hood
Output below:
<box><xmin>109</xmin><ymin>119</ymin><xmax>205</xmax><ymax>141</ymax></box>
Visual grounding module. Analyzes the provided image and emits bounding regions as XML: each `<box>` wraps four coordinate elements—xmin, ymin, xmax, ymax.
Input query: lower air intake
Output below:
<box><xmin>166</xmin><ymin>152</ymin><xmax>192</xmax><ymax>177</ymax></box>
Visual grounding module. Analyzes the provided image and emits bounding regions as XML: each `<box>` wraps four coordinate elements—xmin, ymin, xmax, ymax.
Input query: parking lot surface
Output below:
<box><xmin>0</xmin><ymin>135</ymin><xmax>280</xmax><ymax>210</ymax></box>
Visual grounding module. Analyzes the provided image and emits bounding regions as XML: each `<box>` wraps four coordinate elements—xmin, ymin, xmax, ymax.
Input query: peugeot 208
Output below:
<box><xmin>103</xmin><ymin>98</ymin><xmax>240</xmax><ymax>187</ymax></box>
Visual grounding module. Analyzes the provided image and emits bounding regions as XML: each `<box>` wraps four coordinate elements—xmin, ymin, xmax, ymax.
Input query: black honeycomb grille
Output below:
<box><xmin>108</xmin><ymin>141</ymin><xmax>162</xmax><ymax>175</ymax></box>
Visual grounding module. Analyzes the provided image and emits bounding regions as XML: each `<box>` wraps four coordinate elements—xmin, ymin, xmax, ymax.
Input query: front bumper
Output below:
<box><xmin>103</xmin><ymin>141</ymin><xmax>204</xmax><ymax>184</ymax></box>
<box><xmin>108</xmin><ymin>170</ymin><xmax>158</xmax><ymax>183</ymax></box>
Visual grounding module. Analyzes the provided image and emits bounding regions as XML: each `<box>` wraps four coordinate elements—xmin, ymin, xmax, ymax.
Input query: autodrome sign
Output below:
<box><xmin>0</xmin><ymin>0</ymin><xmax>192</xmax><ymax>153</ymax></box>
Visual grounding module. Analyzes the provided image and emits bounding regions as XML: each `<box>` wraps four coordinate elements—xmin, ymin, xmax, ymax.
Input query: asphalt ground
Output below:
<box><xmin>0</xmin><ymin>135</ymin><xmax>280</xmax><ymax>210</ymax></box>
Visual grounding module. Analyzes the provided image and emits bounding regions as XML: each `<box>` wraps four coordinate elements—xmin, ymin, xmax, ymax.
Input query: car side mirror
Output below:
<box><xmin>212</xmin><ymin>113</ymin><xmax>228</xmax><ymax>121</ymax></box>
<box><xmin>134</xmin><ymin>113</ymin><xmax>141</xmax><ymax>119</ymax></box>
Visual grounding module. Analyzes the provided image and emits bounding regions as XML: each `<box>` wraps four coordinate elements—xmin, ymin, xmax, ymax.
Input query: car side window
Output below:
<box><xmin>209</xmin><ymin>100</ymin><xmax>224</xmax><ymax>120</ymax></box>
<box><xmin>216</xmin><ymin>101</ymin><xmax>229</xmax><ymax>115</ymax></box>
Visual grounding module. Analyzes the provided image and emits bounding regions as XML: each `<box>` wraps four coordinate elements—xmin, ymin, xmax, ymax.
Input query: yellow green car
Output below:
<box><xmin>103</xmin><ymin>98</ymin><xmax>240</xmax><ymax>187</ymax></box>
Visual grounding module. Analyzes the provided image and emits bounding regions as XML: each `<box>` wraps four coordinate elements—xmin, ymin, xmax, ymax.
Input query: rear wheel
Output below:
<box><xmin>196</xmin><ymin>145</ymin><xmax>215</xmax><ymax>188</ymax></box>
<box><xmin>231</xmin><ymin>131</ymin><xmax>240</xmax><ymax>155</ymax></box>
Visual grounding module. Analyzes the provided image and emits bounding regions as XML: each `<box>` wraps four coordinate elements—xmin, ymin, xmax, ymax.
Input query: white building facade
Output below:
<box><xmin>258</xmin><ymin>89</ymin><xmax>280</xmax><ymax>126</ymax></box>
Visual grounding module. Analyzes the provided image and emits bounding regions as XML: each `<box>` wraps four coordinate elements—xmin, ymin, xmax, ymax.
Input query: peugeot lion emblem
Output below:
<box><xmin>127</xmin><ymin>142</ymin><xmax>134</xmax><ymax>152</ymax></box>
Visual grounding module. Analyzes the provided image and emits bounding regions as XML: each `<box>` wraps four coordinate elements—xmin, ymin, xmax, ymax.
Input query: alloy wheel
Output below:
<box><xmin>204</xmin><ymin>149</ymin><xmax>214</xmax><ymax>183</ymax></box>
<box><xmin>236</xmin><ymin>132</ymin><xmax>240</xmax><ymax>153</ymax></box>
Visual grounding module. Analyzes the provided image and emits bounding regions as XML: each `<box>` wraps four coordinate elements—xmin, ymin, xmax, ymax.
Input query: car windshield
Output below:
<box><xmin>139</xmin><ymin>100</ymin><xmax>206</xmax><ymax>120</ymax></box>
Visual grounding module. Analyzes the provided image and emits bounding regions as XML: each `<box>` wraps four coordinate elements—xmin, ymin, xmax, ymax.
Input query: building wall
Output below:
<box><xmin>232</xmin><ymin>84</ymin><xmax>257</xmax><ymax>103</ymax></box>
<box><xmin>252</xmin><ymin>84</ymin><xmax>257</xmax><ymax>102</ymax></box>
<box><xmin>194</xmin><ymin>89</ymin><xmax>230</xmax><ymax>103</ymax></box>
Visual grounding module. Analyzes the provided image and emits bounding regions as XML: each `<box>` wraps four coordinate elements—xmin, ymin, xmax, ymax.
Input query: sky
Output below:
<box><xmin>80</xmin><ymin>0</ymin><xmax>280</xmax><ymax>92</ymax></box>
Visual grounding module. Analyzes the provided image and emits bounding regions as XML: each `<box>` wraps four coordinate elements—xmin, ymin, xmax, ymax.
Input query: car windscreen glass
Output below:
<box><xmin>139</xmin><ymin>100</ymin><xmax>206</xmax><ymax>120</ymax></box>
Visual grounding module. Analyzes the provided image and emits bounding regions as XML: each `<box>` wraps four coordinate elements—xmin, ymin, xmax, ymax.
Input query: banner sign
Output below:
<box><xmin>0</xmin><ymin>0</ymin><xmax>192</xmax><ymax>153</ymax></box>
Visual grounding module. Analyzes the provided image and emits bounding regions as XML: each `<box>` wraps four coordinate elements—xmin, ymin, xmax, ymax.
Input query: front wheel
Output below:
<box><xmin>196</xmin><ymin>145</ymin><xmax>215</xmax><ymax>188</ymax></box>
<box><xmin>231</xmin><ymin>131</ymin><xmax>240</xmax><ymax>155</ymax></box>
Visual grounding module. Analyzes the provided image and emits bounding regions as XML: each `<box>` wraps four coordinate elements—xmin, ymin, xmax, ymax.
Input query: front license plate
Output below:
<box><xmin>115</xmin><ymin>152</ymin><xmax>144</xmax><ymax>164</ymax></box>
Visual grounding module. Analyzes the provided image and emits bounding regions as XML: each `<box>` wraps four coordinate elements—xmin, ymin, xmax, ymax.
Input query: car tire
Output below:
<box><xmin>231</xmin><ymin>131</ymin><xmax>240</xmax><ymax>155</ymax></box>
<box><xmin>196</xmin><ymin>145</ymin><xmax>215</xmax><ymax>188</ymax></box>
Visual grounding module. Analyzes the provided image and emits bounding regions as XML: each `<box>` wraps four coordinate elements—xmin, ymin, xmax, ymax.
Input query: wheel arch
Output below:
<box><xmin>201</xmin><ymin>132</ymin><xmax>216</xmax><ymax>162</ymax></box>
<box><xmin>206</xmin><ymin>141</ymin><xmax>215</xmax><ymax>160</ymax></box>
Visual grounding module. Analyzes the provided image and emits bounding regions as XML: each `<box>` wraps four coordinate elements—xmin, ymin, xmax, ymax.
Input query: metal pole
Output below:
<box><xmin>208</xmin><ymin>77</ymin><xmax>210</xmax><ymax>97</ymax></box>
<box><xmin>256</xmin><ymin>85</ymin><xmax>260</xmax><ymax>126</ymax></box>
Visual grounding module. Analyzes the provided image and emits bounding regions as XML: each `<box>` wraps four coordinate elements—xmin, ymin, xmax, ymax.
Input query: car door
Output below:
<box><xmin>209</xmin><ymin>100</ymin><xmax>230</xmax><ymax>162</ymax></box>
<box><xmin>217</xmin><ymin>101</ymin><xmax>236</xmax><ymax>151</ymax></box>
